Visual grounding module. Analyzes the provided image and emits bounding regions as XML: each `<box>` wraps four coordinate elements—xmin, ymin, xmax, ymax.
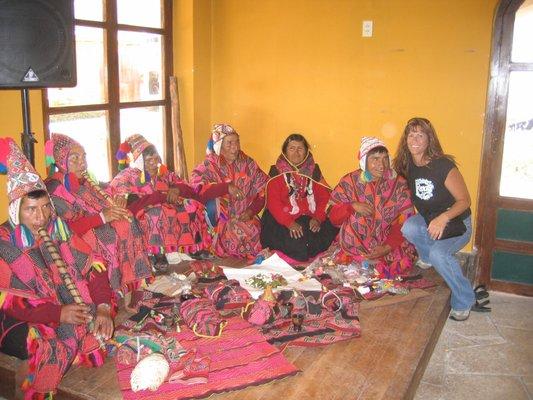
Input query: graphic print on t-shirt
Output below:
<box><xmin>415</xmin><ymin>178</ymin><xmax>434</xmax><ymax>200</ymax></box>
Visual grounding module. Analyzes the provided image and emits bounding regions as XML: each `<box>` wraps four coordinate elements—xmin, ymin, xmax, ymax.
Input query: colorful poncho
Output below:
<box><xmin>191</xmin><ymin>151</ymin><xmax>268</xmax><ymax>258</ymax></box>
<box><xmin>46</xmin><ymin>172</ymin><xmax>152</xmax><ymax>294</ymax></box>
<box><xmin>329</xmin><ymin>169</ymin><xmax>416</xmax><ymax>278</ymax></box>
<box><xmin>0</xmin><ymin>221</ymin><xmax>106</xmax><ymax>398</ymax></box>
<box><xmin>109</xmin><ymin>166</ymin><xmax>210</xmax><ymax>255</ymax></box>
<box><xmin>267</xmin><ymin>151</ymin><xmax>330</xmax><ymax>219</ymax></box>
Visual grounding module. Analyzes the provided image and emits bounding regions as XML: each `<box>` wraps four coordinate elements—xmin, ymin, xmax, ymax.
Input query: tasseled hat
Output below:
<box><xmin>358</xmin><ymin>136</ymin><xmax>387</xmax><ymax>171</ymax></box>
<box><xmin>44</xmin><ymin>133</ymin><xmax>83</xmax><ymax>175</ymax></box>
<box><xmin>0</xmin><ymin>137</ymin><xmax>47</xmax><ymax>224</ymax></box>
<box><xmin>116</xmin><ymin>134</ymin><xmax>151</xmax><ymax>171</ymax></box>
<box><xmin>206</xmin><ymin>124</ymin><xmax>238</xmax><ymax>156</ymax></box>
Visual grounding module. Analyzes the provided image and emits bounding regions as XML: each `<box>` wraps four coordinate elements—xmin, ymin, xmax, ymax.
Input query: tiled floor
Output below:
<box><xmin>415</xmin><ymin>291</ymin><xmax>533</xmax><ymax>400</ymax></box>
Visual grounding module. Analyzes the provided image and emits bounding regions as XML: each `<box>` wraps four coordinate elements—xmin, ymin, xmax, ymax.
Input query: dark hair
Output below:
<box><xmin>393</xmin><ymin>117</ymin><xmax>454</xmax><ymax>178</ymax></box>
<box><xmin>282</xmin><ymin>133</ymin><xmax>310</xmax><ymax>155</ymax></box>
<box><xmin>367</xmin><ymin>145</ymin><xmax>388</xmax><ymax>158</ymax></box>
<box><xmin>25</xmin><ymin>190</ymin><xmax>48</xmax><ymax>200</ymax></box>
<box><xmin>142</xmin><ymin>144</ymin><xmax>158</xmax><ymax>158</ymax></box>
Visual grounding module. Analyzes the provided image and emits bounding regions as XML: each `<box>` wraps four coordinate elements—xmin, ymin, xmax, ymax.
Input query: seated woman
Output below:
<box><xmin>329</xmin><ymin>137</ymin><xmax>416</xmax><ymax>278</ymax></box>
<box><xmin>190</xmin><ymin>124</ymin><xmax>268</xmax><ymax>259</ymax></box>
<box><xmin>260</xmin><ymin>133</ymin><xmax>338</xmax><ymax>263</ymax></box>
<box><xmin>0</xmin><ymin>138</ymin><xmax>113</xmax><ymax>399</ymax></box>
<box><xmin>45</xmin><ymin>133</ymin><xmax>152</xmax><ymax>297</ymax></box>
<box><xmin>110</xmin><ymin>134</ymin><xmax>210</xmax><ymax>263</ymax></box>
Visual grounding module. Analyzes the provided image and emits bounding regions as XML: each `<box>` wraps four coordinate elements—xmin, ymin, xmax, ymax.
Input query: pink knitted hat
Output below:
<box><xmin>358</xmin><ymin>136</ymin><xmax>387</xmax><ymax>171</ymax></box>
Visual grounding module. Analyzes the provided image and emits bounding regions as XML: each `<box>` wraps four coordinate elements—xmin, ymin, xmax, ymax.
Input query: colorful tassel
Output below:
<box><xmin>51</xmin><ymin>217</ymin><xmax>71</xmax><ymax>242</ymax></box>
<box><xmin>11</xmin><ymin>224</ymin><xmax>35</xmax><ymax>248</ymax></box>
<box><xmin>206</xmin><ymin>138</ymin><xmax>215</xmax><ymax>155</ymax></box>
<box><xmin>63</xmin><ymin>172</ymin><xmax>80</xmax><ymax>193</ymax></box>
<box><xmin>0</xmin><ymin>137</ymin><xmax>11</xmax><ymax>174</ymax></box>
<box><xmin>44</xmin><ymin>139</ymin><xmax>56</xmax><ymax>177</ymax></box>
<box><xmin>158</xmin><ymin>164</ymin><xmax>168</xmax><ymax>176</ymax></box>
<box><xmin>91</xmin><ymin>262</ymin><xmax>106</xmax><ymax>273</ymax></box>
<box><xmin>116</xmin><ymin>141</ymin><xmax>132</xmax><ymax>171</ymax></box>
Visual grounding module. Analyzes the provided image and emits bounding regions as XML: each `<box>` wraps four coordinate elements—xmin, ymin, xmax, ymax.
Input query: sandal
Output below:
<box><xmin>474</xmin><ymin>284</ymin><xmax>489</xmax><ymax>301</ymax></box>
<box><xmin>471</xmin><ymin>299</ymin><xmax>491</xmax><ymax>312</ymax></box>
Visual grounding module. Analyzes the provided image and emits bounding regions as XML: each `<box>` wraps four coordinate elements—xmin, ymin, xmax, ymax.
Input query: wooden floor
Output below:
<box><xmin>0</xmin><ymin>268</ymin><xmax>450</xmax><ymax>400</ymax></box>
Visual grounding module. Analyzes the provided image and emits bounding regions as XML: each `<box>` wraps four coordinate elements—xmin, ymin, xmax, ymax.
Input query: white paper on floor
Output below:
<box><xmin>165</xmin><ymin>252</ymin><xmax>193</xmax><ymax>264</ymax></box>
<box><xmin>221</xmin><ymin>253</ymin><xmax>322</xmax><ymax>299</ymax></box>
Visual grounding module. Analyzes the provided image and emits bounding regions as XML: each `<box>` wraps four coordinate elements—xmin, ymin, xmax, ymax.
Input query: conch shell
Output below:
<box><xmin>130</xmin><ymin>353</ymin><xmax>170</xmax><ymax>392</ymax></box>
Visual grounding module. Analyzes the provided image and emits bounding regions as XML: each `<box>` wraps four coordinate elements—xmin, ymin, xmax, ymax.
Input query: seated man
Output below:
<box><xmin>45</xmin><ymin>133</ymin><xmax>152</xmax><ymax>297</ymax></box>
<box><xmin>329</xmin><ymin>137</ymin><xmax>417</xmax><ymax>278</ymax></box>
<box><xmin>190</xmin><ymin>124</ymin><xmax>268</xmax><ymax>259</ymax></box>
<box><xmin>0</xmin><ymin>138</ymin><xmax>113</xmax><ymax>399</ymax></box>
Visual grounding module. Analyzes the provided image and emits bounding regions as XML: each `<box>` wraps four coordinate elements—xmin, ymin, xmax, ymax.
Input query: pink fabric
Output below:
<box><xmin>115</xmin><ymin>316</ymin><xmax>299</xmax><ymax>400</ymax></box>
<box><xmin>191</xmin><ymin>151</ymin><xmax>268</xmax><ymax>258</ymax></box>
<box><xmin>46</xmin><ymin>173</ymin><xmax>152</xmax><ymax>293</ymax></box>
<box><xmin>109</xmin><ymin>167</ymin><xmax>210</xmax><ymax>254</ymax></box>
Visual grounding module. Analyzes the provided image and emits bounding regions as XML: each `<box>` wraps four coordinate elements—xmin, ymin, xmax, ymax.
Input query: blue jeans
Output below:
<box><xmin>401</xmin><ymin>214</ymin><xmax>475</xmax><ymax>311</ymax></box>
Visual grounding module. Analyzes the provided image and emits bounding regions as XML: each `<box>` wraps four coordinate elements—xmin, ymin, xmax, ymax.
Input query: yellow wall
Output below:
<box><xmin>0</xmin><ymin>90</ymin><xmax>45</xmax><ymax>220</ymax></box>
<box><xmin>0</xmin><ymin>0</ymin><xmax>498</xmax><ymax>243</ymax></box>
<box><xmin>205</xmin><ymin>0</ymin><xmax>498</xmax><ymax>244</ymax></box>
<box><xmin>173</xmin><ymin>0</ymin><xmax>213</xmax><ymax>172</ymax></box>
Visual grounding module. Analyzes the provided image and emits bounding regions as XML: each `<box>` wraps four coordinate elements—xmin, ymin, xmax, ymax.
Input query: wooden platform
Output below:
<box><xmin>0</xmin><ymin>268</ymin><xmax>450</xmax><ymax>400</ymax></box>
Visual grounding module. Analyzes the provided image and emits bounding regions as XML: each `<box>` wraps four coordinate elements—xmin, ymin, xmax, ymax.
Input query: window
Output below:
<box><xmin>43</xmin><ymin>0</ymin><xmax>173</xmax><ymax>182</ymax></box>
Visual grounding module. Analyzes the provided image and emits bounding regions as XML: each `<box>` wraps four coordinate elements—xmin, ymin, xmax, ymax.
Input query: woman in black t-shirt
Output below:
<box><xmin>393</xmin><ymin>117</ymin><xmax>476</xmax><ymax>321</ymax></box>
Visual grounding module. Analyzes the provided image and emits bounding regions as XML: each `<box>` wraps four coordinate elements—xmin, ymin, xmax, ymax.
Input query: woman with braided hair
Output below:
<box><xmin>260</xmin><ymin>133</ymin><xmax>338</xmax><ymax>263</ymax></box>
<box><xmin>0</xmin><ymin>138</ymin><xmax>113</xmax><ymax>399</ymax></box>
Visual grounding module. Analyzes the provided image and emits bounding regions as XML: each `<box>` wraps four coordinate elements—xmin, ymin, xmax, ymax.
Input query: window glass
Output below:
<box><xmin>499</xmin><ymin>71</ymin><xmax>533</xmax><ymax>199</ymax></box>
<box><xmin>117</xmin><ymin>0</ymin><xmax>162</xmax><ymax>28</ymax></box>
<box><xmin>48</xmin><ymin>27</ymin><xmax>107</xmax><ymax>107</ymax></box>
<box><xmin>74</xmin><ymin>0</ymin><xmax>104</xmax><ymax>21</ymax></box>
<box><xmin>118</xmin><ymin>31</ymin><xmax>163</xmax><ymax>103</ymax></box>
<box><xmin>120</xmin><ymin>106</ymin><xmax>165</xmax><ymax>160</ymax></box>
<box><xmin>49</xmin><ymin>112</ymin><xmax>111</xmax><ymax>182</ymax></box>
<box><xmin>511</xmin><ymin>0</ymin><xmax>533</xmax><ymax>63</ymax></box>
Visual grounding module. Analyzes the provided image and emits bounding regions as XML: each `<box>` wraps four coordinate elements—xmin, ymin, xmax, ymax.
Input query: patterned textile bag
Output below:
<box><xmin>242</xmin><ymin>299</ymin><xmax>276</xmax><ymax>326</ymax></box>
<box><xmin>321</xmin><ymin>289</ymin><xmax>361</xmax><ymax>333</ymax></box>
<box><xmin>204</xmin><ymin>279</ymin><xmax>251</xmax><ymax>310</ymax></box>
<box><xmin>189</xmin><ymin>260</ymin><xmax>225</xmax><ymax>282</ymax></box>
<box><xmin>179</xmin><ymin>298</ymin><xmax>226</xmax><ymax>337</ymax></box>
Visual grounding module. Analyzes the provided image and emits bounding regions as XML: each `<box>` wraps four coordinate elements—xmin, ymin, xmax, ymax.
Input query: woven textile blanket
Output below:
<box><xmin>114</xmin><ymin>315</ymin><xmax>299</xmax><ymax>400</ymax></box>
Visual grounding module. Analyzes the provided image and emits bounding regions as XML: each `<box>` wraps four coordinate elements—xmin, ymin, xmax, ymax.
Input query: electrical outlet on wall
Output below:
<box><xmin>362</xmin><ymin>20</ymin><xmax>373</xmax><ymax>37</ymax></box>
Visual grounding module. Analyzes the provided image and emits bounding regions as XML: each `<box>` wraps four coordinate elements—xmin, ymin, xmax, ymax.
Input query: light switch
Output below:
<box><xmin>362</xmin><ymin>20</ymin><xmax>373</xmax><ymax>37</ymax></box>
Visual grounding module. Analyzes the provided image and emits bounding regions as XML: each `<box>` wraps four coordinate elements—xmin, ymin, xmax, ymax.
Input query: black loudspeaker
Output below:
<box><xmin>0</xmin><ymin>0</ymin><xmax>76</xmax><ymax>88</ymax></box>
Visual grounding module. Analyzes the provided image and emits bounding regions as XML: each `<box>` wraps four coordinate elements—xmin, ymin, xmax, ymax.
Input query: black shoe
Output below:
<box><xmin>471</xmin><ymin>299</ymin><xmax>491</xmax><ymax>312</ymax></box>
<box><xmin>474</xmin><ymin>284</ymin><xmax>489</xmax><ymax>301</ymax></box>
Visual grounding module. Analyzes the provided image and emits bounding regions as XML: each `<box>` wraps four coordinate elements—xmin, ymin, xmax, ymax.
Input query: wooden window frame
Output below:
<box><xmin>42</xmin><ymin>0</ymin><xmax>174</xmax><ymax>177</ymax></box>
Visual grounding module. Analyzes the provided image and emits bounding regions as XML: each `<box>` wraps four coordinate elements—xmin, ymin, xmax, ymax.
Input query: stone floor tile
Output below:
<box><xmin>420</xmin><ymin>360</ymin><xmax>445</xmax><ymax>386</ymax></box>
<box><xmin>521</xmin><ymin>375</ymin><xmax>533</xmax><ymax>398</ymax></box>
<box><xmin>497</xmin><ymin>326</ymin><xmax>533</xmax><ymax>359</ymax></box>
<box><xmin>416</xmin><ymin>292</ymin><xmax>532</xmax><ymax>399</ymax></box>
<box><xmin>413</xmin><ymin>382</ymin><xmax>445</xmax><ymax>400</ymax></box>
<box><xmin>446</xmin><ymin>343</ymin><xmax>532</xmax><ymax>376</ymax></box>
<box><xmin>487</xmin><ymin>294</ymin><xmax>533</xmax><ymax>331</ymax></box>
<box><xmin>442</xmin><ymin>315</ymin><xmax>506</xmax><ymax>347</ymax></box>
<box><xmin>488</xmin><ymin>292</ymin><xmax>533</xmax><ymax>306</ymax></box>
<box><xmin>442</xmin><ymin>375</ymin><xmax>529</xmax><ymax>400</ymax></box>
